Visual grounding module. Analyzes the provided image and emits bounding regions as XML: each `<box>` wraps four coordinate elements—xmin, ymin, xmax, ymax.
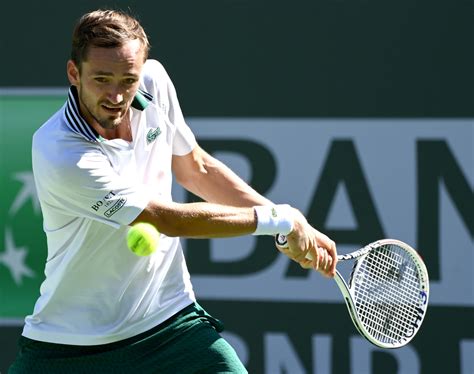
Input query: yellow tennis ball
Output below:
<box><xmin>127</xmin><ymin>222</ymin><xmax>160</xmax><ymax>256</ymax></box>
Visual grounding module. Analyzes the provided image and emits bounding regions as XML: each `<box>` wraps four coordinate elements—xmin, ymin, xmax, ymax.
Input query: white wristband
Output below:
<box><xmin>252</xmin><ymin>204</ymin><xmax>294</xmax><ymax>236</ymax></box>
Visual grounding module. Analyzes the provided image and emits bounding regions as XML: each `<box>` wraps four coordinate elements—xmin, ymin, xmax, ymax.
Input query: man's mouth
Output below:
<box><xmin>101</xmin><ymin>104</ymin><xmax>123</xmax><ymax>114</ymax></box>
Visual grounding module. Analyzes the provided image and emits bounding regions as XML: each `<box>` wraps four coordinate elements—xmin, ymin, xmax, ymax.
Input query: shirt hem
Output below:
<box><xmin>22</xmin><ymin>296</ymin><xmax>196</xmax><ymax>346</ymax></box>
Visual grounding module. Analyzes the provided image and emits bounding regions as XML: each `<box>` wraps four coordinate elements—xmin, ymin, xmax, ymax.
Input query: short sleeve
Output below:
<box><xmin>166</xmin><ymin>76</ymin><xmax>197</xmax><ymax>155</ymax></box>
<box><xmin>33</xmin><ymin>139</ymin><xmax>151</xmax><ymax>230</ymax></box>
<box><xmin>141</xmin><ymin>60</ymin><xmax>197</xmax><ymax>156</ymax></box>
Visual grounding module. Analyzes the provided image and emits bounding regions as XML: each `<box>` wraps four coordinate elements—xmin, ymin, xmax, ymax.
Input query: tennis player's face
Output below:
<box><xmin>67</xmin><ymin>39</ymin><xmax>145</xmax><ymax>130</ymax></box>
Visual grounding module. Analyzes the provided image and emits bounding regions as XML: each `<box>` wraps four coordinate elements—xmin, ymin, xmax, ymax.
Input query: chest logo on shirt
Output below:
<box><xmin>146</xmin><ymin>127</ymin><xmax>161</xmax><ymax>145</ymax></box>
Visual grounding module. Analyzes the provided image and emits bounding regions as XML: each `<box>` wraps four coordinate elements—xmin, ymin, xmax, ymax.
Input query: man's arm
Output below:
<box><xmin>133</xmin><ymin>197</ymin><xmax>337</xmax><ymax>275</ymax></box>
<box><xmin>171</xmin><ymin>145</ymin><xmax>271</xmax><ymax>207</ymax></box>
<box><xmin>133</xmin><ymin>199</ymin><xmax>257</xmax><ymax>238</ymax></box>
<box><xmin>133</xmin><ymin>145</ymin><xmax>271</xmax><ymax>237</ymax></box>
<box><xmin>133</xmin><ymin>145</ymin><xmax>337</xmax><ymax>276</ymax></box>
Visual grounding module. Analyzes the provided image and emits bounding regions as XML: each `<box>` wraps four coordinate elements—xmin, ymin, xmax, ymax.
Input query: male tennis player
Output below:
<box><xmin>9</xmin><ymin>9</ymin><xmax>337</xmax><ymax>373</ymax></box>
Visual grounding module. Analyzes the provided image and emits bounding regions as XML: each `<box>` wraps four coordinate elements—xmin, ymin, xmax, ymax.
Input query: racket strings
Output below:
<box><xmin>356</xmin><ymin>250</ymin><xmax>420</xmax><ymax>341</ymax></box>
<box><xmin>351</xmin><ymin>244</ymin><xmax>423</xmax><ymax>344</ymax></box>
<box><xmin>359</xmin><ymin>254</ymin><xmax>420</xmax><ymax>341</ymax></box>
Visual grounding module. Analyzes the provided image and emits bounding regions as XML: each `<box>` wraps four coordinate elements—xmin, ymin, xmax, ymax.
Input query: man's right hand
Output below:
<box><xmin>275</xmin><ymin>209</ymin><xmax>337</xmax><ymax>278</ymax></box>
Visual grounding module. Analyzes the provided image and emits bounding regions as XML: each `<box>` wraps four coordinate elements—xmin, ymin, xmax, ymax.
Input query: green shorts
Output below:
<box><xmin>9</xmin><ymin>303</ymin><xmax>247</xmax><ymax>374</ymax></box>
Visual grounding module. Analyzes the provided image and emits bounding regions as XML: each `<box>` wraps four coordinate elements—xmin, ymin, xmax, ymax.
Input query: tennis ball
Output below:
<box><xmin>127</xmin><ymin>222</ymin><xmax>160</xmax><ymax>256</ymax></box>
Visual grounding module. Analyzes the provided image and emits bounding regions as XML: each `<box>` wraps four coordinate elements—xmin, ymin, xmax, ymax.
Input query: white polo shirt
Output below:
<box><xmin>24</xmin><ymin>59</ymin><xmax>197</xmax><ymax>345</ymax></box>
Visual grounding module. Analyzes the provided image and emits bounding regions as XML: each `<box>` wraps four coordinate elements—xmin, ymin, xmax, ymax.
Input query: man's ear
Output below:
<box><xmin>67</xmin><ymin>60</ymin><xmax>80</xmax><ymax>85</ymax></box>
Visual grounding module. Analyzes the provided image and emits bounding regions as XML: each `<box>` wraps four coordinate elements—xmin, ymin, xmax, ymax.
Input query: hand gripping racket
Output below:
<box><xmin>275</xmin><ymin>235</ymin><xmax>430</xmax><ymax>349</ymax></box>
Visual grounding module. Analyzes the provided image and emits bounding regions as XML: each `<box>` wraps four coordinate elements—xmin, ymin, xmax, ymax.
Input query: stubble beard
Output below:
<box><xmin>79</xmin><ymin>88</ymin><xmax>124</xmax><ymax>130</ymax></box>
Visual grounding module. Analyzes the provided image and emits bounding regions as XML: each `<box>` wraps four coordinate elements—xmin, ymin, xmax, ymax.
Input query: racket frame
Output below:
<box><xmin>334</xmin><ymin>239</ymin><xmax>429</xmax><ymax>349</ymax></box>
<box><xmin>275</xmin><ymin>235</ymin><xmax>430</xmax><ymax>348</ymax></box>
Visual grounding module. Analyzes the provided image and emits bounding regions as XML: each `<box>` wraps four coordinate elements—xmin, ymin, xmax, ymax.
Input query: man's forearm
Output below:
<box><xmin>133</xmin><ymin>200</ymin><xmax>257</xmax><ymax>238</ymax></box>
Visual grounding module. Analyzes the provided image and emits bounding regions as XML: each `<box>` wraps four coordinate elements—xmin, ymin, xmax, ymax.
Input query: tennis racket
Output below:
<box><xmin>275</xmin><ymin>235</ymin><xmax>429</xmax><ymax>349</ymax></box>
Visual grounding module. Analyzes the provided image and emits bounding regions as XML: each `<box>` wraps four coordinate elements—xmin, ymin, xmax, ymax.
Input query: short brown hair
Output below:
<box><xmin>71</xmin><ymin>9</ymin><xmax>150</xmax><ymax>67</ymax></box>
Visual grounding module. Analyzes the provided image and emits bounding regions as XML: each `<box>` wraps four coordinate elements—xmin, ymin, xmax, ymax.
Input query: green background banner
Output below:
<box><xmin>0</xmin><ymin>95</ymin><xmax>65</xmax><ymax>317</ymax></box>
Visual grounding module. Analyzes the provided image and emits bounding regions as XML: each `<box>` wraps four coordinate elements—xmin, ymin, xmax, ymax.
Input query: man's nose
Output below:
<box><xmin>107</xmin><ymin>87</ymin><xmax>124</xmax><ymax>104</ymax></box>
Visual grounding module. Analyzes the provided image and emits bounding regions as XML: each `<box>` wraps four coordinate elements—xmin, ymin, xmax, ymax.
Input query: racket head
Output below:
<box><xmin>342</xmin><ymin>239</ymin><xmax>429</xmax><ymax>348</ymax></box>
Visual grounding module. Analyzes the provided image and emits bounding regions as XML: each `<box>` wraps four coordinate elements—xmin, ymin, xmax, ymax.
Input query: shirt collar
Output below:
<box><xmin>63</xmin><ymin>86</ymin><xmax>153</xmax><ymax>142</ymax></box>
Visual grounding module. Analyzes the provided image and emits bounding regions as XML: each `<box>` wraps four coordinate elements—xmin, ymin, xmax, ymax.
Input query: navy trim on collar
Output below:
<box><xmin>64</xmin><ymin>86</ymin><xmax>153</xmax><ymax>142</ymax></box>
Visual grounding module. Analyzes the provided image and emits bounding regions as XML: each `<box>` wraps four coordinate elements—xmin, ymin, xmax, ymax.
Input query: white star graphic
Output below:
<box><xmin>0</xmin><ymin>228</ymin><xmax>35</xmax><ymax>285</ymax></box>
<box><xmin>9</xmin><ymin>171</ymin><xmax>40</xmax><ymax>216</ymax></box>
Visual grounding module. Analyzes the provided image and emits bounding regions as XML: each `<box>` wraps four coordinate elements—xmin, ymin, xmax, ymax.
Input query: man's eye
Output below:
<box><xmin>124</xmin><ymin>78</ymin><xmax>137</xmax><ymax>85</ymax></box>
<box><xmin>95</xmin><ymin>77</ymin><xmax>108</xmax><ymax>83</ymax></box>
